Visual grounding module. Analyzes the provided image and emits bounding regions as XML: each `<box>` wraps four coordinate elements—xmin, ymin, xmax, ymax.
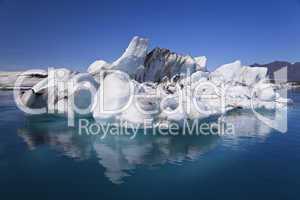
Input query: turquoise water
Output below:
<box><xmin>0</xmin><ymin>90</ymin><xmax>300</xmax><ymax>199</ymax></box>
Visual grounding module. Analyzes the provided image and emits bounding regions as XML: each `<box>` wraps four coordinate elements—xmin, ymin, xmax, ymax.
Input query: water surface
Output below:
<box><xmin>0</xmin><ymin>90</ymin><xmax>299</xmax><ymax>200</ymax></box>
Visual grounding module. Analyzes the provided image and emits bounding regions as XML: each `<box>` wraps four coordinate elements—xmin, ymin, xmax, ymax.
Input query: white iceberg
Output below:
<box><xmin>13</xmin><ymin>36</ymin><xmax>291</xmax><ymax>129</ymax></box>
<box><xmin>19</xmin><ymin>69</ymin><xmax>98</xmax><ymax>115</ymax></box>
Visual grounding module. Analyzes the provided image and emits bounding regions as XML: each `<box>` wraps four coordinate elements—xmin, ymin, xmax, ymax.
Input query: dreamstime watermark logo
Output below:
<box><xmin>12</xmin><ymin>66</ymin><xmax>289</xmax><ymax>137</ymax></box>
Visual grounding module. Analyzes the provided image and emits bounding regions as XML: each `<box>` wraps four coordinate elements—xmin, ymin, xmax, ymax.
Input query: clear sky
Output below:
<box><xmin>0</xmin><ymin>0</ymin><xmax>299</xmax><ymax>71</ymax></box>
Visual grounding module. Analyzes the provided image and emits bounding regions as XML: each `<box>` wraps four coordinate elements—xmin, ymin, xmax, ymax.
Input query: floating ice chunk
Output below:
<box><xmin>20</xmin><ymin>70</ymin><xmax>98</xmax><ymax>115</ymax></box>
<box><xmin>19</xmin><ymin>68</ymin><xmax>72</xmax><ymax>110</ymax></box>
<box><xmin>10</xmin><ymin>35</ymin><xmax>292</xmax><ymax>127</ymax></box>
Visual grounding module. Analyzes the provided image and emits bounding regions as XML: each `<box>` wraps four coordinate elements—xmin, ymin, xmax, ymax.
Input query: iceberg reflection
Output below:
<box><xmin>17</xmin><ymin>110</ymin><xmax>273</xmax><ymax>184</ymax></box>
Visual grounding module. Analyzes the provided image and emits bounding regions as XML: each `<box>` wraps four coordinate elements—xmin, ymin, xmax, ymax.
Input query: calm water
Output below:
<box><xmin>0</xmin><ymin>90</ymin><xmax>300</xmax><ymax>200</ymax></box>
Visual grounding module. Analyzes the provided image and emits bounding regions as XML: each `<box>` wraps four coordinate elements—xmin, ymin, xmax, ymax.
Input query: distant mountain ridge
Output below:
<box><xmin>251</xmin><ymin>61</ymin><xmax>300</xmax><ymax>82</ymax></box>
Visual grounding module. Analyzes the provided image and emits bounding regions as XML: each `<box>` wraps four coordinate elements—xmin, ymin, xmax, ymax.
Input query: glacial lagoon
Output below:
<box><xmin>0</xmin><ymin>90</ymin><xmax>299</xmax><ymax>199</ymax></box>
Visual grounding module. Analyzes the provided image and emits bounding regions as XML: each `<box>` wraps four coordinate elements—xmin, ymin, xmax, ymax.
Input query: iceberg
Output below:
<box><xmin>13</xmin><ymin>36</ymin><xmax>291</xmax><ymax>129</ymax></box>
<box><xmin>18</xmin><ymin>68</ymin><xmax>98</xmax><ymax>115</ymax></box>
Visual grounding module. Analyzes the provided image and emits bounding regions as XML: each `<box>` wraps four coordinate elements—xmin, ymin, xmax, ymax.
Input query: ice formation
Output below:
<box><xmin>16</xmin><ymin>36</ymin><xmax>290</xmax><ymax>127</ymax></box>
<box><xmin>18</xmin><ymin>68</ymin><xmax>98</xmax><ymax>115</ymax></box>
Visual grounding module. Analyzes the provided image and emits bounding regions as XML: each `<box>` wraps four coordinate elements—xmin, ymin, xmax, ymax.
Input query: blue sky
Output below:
<box><xmin>0</xmin><ymin>0</ymin><xmax>299</xmax><ymax>71</ymax></box>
